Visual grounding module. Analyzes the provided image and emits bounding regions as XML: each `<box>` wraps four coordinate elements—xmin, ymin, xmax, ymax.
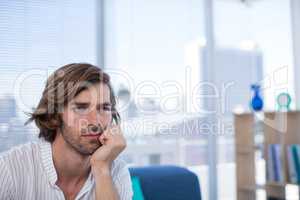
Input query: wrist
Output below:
<box><xmin>91</xmin><ymin>161</ymin><xmax>112</xmax><ymax>176</ymax></box>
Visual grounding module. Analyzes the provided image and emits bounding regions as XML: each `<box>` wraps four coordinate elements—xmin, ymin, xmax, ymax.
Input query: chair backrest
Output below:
<box><xmin>129</xmin><ymin>165</ymin><xmax>201</xmax><ymax>200</ymax></box>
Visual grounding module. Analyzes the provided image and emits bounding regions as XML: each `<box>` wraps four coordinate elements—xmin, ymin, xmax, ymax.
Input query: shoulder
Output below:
<box><xmin>0</xmin><ymin>142</ymin><xmax>40</xmax><ymax>160</ymax></box>
<box><xmin>0</xmin><ymin>142</ymin><xmax>40</xmax><ymax>171</ymax></box>
<box><xmin>111</xmin><ymin>157</ymin><xmax>133</xmax><ymax>199</ymax></box>
<box><xmin>111</xmin><ymin>157</ymin><xmax>130</xmax><ymax>177</ymax></box>
<box><xmin>111</xmin><ymin>157</ymin><xmax>133</xmax><ymax>183</ymax></box>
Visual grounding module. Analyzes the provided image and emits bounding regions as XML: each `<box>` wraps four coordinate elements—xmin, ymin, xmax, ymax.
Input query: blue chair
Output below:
<box><xmin>129</xmin><ymin>165</ymin><xmax>201</xmax><ymax>200</ymax></box>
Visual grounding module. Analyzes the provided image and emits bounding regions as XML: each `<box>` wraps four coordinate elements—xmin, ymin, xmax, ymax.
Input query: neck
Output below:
<box><xmin>52</xmin><ymin>134</ymin><xmax>91</xmax><ymax>184</ymax></box>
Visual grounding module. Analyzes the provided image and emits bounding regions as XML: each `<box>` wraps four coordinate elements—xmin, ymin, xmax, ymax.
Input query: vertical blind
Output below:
<box><xmin>0</xmin><ymin>0</ymin><xmax>99</xmax><ymax>152</ymax></box>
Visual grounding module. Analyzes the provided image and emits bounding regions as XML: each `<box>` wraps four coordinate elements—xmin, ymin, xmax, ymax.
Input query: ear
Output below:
<box><xmin>49</xmin><ymin>114</ymin><xmax>62</xmax><ymax>129</ymax></box>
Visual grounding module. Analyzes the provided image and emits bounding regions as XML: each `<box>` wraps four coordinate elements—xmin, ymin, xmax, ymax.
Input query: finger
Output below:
<box><xmin>100</xmin><ymin>131</ymin><xmax>114</xmax><ymax>142</ymax></box>
<box><xmin>98</xmin><ymin>135</ymin><xmax>106</xmax><ymax>145</ymax></box>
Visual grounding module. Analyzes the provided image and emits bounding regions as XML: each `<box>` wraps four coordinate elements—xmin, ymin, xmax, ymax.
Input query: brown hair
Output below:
<box><xmin>26</xmin><ymin>63</ymin><xmax>120</xmax><ymax>142</ymax></box>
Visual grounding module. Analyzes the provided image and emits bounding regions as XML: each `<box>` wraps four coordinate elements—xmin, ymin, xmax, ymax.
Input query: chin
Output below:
<box><xmin>81</xmin><ymin>143</ymin><xmax>103</xmax><ymax>155</ymax></box>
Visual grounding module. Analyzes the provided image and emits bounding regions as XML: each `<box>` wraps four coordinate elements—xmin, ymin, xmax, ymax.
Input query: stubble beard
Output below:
<box><xmin>60</xmin><ymin>123</ymin><xmax>102</xmax><ymax>156</ymax></box>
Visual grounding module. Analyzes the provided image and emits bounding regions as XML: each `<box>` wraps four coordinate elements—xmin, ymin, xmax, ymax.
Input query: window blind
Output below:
<box><xmin>0</xmin><ymin>0</ymin><xmax>99</xmax><ymax>151</ymax></box>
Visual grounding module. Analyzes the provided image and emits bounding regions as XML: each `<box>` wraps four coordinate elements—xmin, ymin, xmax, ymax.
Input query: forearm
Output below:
<box><xmin>92</xmin><ymin>165</ymin><xmax>120</xmax><ymax>200</ymax></box>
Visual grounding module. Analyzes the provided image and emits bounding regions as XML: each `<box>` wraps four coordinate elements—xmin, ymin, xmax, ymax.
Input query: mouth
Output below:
<box><xmin>81</xmin><ymin>130</ymin><xmax>103</xmax><ymax>137</ymax></box>
<box><xmin>81</xmin><ymin>124</ymin><xmax>106</xmax><ymax>138</ymax></box>
<box><xmin>81</xmin><ymin>133</ymin><xmax>102</xmax><ymax>138</ymax></box>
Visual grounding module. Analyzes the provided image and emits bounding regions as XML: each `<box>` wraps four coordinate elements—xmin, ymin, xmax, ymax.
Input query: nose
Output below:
<box><xmin>88</xmin><ymin>109</ymin><xmax>101</xmax><ymax>124</ymax></box>
<box><xmin>87</xmin><ymin>109</ymin><xmax>107</xmax><ymax>128</ymax></box>
<box><xmin>88</xmin><ymin>124</ymin><xmax>104</xmax><ymax>134</ymax></box>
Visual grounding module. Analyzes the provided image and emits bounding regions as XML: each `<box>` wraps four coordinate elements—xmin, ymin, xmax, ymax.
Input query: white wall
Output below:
<box><xmin>291</xmin><ymin>0</ymin><xmax>300</xmax><ymax>109</ymax></box>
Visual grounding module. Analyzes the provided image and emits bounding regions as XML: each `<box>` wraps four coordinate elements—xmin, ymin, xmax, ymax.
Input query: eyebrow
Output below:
<box><xmin>71</xmin><ymin>102</ymin><xmax>112</xmax><ymax>107</ymax></box>
<box><xmin>72</xmin><ymin>102</ymin><xmax>89</xmax><ymax>106</ymax></box>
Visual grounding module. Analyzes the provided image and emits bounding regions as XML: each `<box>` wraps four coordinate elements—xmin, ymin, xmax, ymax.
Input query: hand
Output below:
<box><xmin>90</xmin><ymin>124</ymin><xmax>126</xmax><ymax>174</ymax></box>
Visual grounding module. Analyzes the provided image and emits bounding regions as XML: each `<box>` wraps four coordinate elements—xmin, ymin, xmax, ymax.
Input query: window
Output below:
<box><xmin>214</xmin><ymin>0</ymin><xmax>294</xmax><ymax>199</ymax></box>
<box><xmin>104</xmin><ymin>0</ymin><xmax>208</xmax><ymax>198</ymax></box>
<box><xmin>0</xmin><ymin>0</ymin><xmax>98</xmax><ymax>151</ymax></box>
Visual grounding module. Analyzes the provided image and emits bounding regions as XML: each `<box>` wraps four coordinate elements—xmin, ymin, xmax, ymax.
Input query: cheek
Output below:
<box><xmin>73</xmin><ymin>115</ymin><xmax>112</xmax><ymax>128</ymax></box>
<box><xmin>74</xmin><ymin>116</ymin><xmax>89</xmax><ymax>130</ymax></box>
<box><xmin>62</xmin><ymin>109</ymin><xmax>79</xmax><ymax>126</ymax></box>
<box><xmin>63</xmin><ymin>112</ymin><xmax>88</xmax><ymax>131</ymax></box>
<box><xmin>101</xmin><ymin>114</ymin><xmax>113</xmax><ymax>126</ymax></box>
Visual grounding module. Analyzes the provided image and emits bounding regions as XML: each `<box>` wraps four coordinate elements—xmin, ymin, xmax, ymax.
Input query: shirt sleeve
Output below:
<box><xmin>112</xmin><ymin>159</ymin><xmax>133</xmax><ymax>200</ymax></box>
<box><xmin>0</xmin><ymin>157</ymin><xmax>15</xmax><ymax>199</ymax></box>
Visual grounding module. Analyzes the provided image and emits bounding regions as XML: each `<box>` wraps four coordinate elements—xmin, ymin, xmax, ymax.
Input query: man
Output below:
<box><xmin>0</xmin><ymin>63</ymin><xmax>133</xmax><ymax>200</ymax></box>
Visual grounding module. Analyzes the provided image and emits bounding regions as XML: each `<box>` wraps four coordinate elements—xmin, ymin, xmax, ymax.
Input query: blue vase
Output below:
<box><xmin>250</xmin><ymin>84</ymin><xmax>263</xmax><ymax>111</ymax></box>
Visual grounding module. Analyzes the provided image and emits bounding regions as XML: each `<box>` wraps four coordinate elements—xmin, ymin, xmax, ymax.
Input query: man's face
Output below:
<box><xmin>60</xmin><ymin>82</ymin><xmax>113</xmax><ymax>155</ymax></box>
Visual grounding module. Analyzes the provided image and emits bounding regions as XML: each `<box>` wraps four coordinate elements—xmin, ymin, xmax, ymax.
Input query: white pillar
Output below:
<box><xmin>203</xmin><ymin>0</ymin><xmax>218</xmax><ymax>200</ymax></box>
<box><xmin>96</xmin><ymin>0</ymin><xmax>105</xmax><ymax>68</ymax></box>
<box><xmin>291</xmin><ymin>0</ymin><xmax>300</xmax><ymax>109</ymax></box>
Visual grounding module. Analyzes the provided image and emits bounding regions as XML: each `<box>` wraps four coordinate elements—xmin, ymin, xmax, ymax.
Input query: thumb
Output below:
<box><xmin>98</xmin><ymin>133</ymin><xmax>107</xmax><ymax>145</ymax></box>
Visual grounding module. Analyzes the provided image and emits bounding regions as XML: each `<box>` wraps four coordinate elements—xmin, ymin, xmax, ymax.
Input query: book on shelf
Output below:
<box><xmin>267</xmin><ymin>145</ymin><xmax>275</xmax><ymax>181</ymax></box>
<box><xmin>287</xmin><ymin>144</ymin><xmax>300</xmax><ymax>184</ymax></box>
<box><xmin>267</xmin><ymin>144</ymin><xmax>284</xmax><ymax>183</ymax></box>
<box><xmin>286</xmin><ymin>145</ymin><xmax>298</xmax><ymax>184</ymax></box>
<box><xmin>266</xmin><ymin>144</ymin><xmax>300</xmax><ymax>185</ymax></box>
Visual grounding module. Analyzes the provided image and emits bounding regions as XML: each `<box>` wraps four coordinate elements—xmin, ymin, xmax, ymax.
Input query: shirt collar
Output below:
<box><xmin>39</xmin><ymin>139</ymin><xmax>95</xmax><ymax>187</ymax></box>
<box><xmin>40</xmin><ymin>139</ymin><xmax>58</xmax><ymax>186</ymax></box>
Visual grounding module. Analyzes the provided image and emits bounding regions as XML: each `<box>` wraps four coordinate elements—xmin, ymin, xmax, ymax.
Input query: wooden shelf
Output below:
<box><xmin>236</xmin><ymin>144</ymin><xmax>262</xmax><ymax>154</ymax></box>
<box><xmin>239</xmin><ymin>184</ymin><xmax>265</xmax><ymax>191</ymax></box>
<box><xmin>234</xmin><ymin>111</ymin><xmax>300</xmax><ymax>200</ymax></box>
<box><xmin>265</xmin><ymin>182</ymin><xmax>286</xmax><ymax>187</ymax></box>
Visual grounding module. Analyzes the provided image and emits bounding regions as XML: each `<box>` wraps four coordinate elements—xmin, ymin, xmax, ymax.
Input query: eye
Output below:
<box><xmin>98</xmin><ymin>104</ymin><xmax>112</xmax><ymax>113</ymax></box>
<box><xmin>73</xmin><ymin>106</ymin><xmax>89</xmax><ymax>113</ymax></box>
<box><xmin>103</xmin><ymin>105</ymin><xmax>112</xmax><ymax>111</ymax></box>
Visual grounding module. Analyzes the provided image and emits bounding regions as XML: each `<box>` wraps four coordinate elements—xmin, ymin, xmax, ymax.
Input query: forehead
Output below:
<box><xmin>72</xmin><ymin>82</ymin><xmax>111</xmax><ymax>103</ymax></box>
